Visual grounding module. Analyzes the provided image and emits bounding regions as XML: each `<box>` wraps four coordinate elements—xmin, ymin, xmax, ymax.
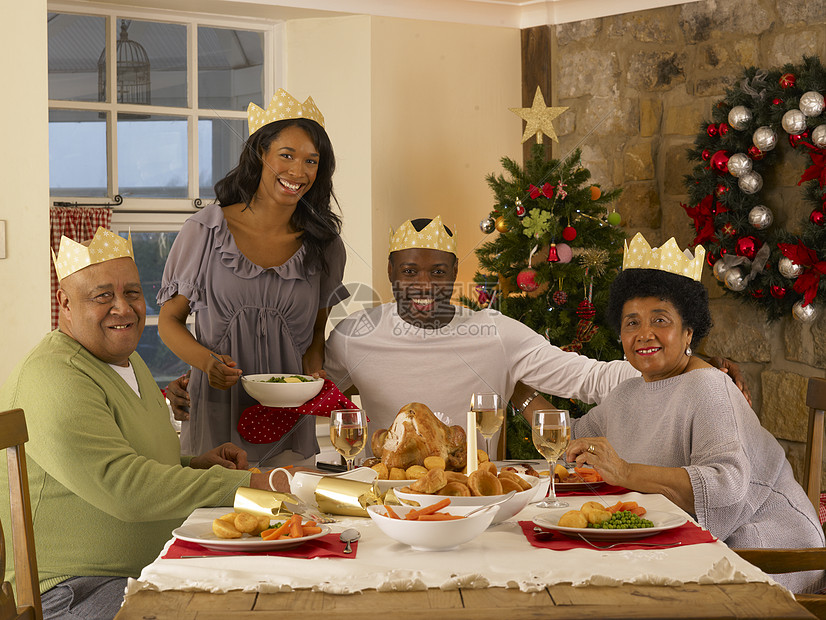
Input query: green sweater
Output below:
<box><xmin>0</xmin><ymin>331</ymin><xmax>250</xmax><ymax>593</ymax></box>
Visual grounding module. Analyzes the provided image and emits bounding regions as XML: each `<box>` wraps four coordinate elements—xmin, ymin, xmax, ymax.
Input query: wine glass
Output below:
<box><xmin>531</xmin><ymin>409</ymin><xmax>571</xmax><ymax>508</ymax></box>
<box><xmin>471</xmin><ymin>392</ymin><xmax>505</xmax><ymax>460</ymax></box>
<box><xmin>329</xmin><ymin>409</ymin><xmax>367</xmax><ymax>471</ymax></box>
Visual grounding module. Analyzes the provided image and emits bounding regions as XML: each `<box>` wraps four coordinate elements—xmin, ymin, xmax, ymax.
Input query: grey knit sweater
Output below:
<box><xmin>573</xmin><ymin>367</ymin><xmax>825</xmax><ymax>594</ymax></box>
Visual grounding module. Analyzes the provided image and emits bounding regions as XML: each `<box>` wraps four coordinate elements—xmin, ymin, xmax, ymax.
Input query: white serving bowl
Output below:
<box><xmin>366</xmin><ymin>503</ymin><xmax>499</xmax><ymax>551</ymax></box>
<box><xmin>241</xmin><ymin>374</ymin><xmax>323</xmax><ymax>407</ymax></box>
<box><xmin>394</xmin><ymin>474</ymin><xmax>538</xmax><ymax>524</ymax></box>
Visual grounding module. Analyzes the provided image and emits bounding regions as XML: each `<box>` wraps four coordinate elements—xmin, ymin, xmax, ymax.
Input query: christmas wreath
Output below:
<box><xmin>682</xmin><ymin>55</ymin><xmax>826</xmax><ymax>322</ymax></box>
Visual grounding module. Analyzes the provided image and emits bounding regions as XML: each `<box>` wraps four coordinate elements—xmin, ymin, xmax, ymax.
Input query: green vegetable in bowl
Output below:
<box><xmin>260</xmin><ymin>375</ymin><xmax>314</xmax><ymax>383</ymax></box>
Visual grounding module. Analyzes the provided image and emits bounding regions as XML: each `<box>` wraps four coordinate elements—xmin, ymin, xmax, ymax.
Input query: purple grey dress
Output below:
<box><xmin>158</xmin><ymin>203</ymin><xmax>349</xmax><ymax>463</ymax></box>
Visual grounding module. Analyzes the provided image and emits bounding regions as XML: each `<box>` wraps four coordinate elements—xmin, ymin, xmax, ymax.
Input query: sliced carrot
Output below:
<box><xmin>302</xmin><ymin>526</ymin><xmax>323</xmax><ymax>534</ymax></box>
<box><xmin>417</xmin><ymin>513</ymin><xmax>464</xmax><ymax>521</ymax></box>
<box><xmin>303</xmin><ymin>520</ymin><xmax>317</xmax><ymax>528</ymax></box>
<box><xmin>289</xmin><ymin>514</ymin><xmax>304</xmax><ymax>538</ymax></box>
<box><xmin>384</xmin><ymin>504</ymin><xmax>401</xmax><ymax>520</ymax></box>
<box><xmin>413</xmin><ymin>498</ymin><xmax>451</xmax><ymax>517</ymax></box>
<box><xmin>606</xmin><ymin>501</ymin><xmax>624</xmax><ymax>514</ymax></box>
<box><xmin>619</xmin><ymin>501</ymin><xmax>639</xmax><ymax>511</ymax></box>
<box><xmin>629</xmin><ymin>506</ymin><xmax>647</xmax><ymax>516</ymax></box>
<box><xmin>262</xmin><ymin>519</ymin><xmax>291</xmax><ymax>540</ymax></box>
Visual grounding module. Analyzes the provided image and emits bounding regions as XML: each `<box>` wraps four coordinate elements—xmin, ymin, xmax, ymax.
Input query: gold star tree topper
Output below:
<box><xmin>510</xmin><ymin>86</ymin><xmax>568</xmax><ymax>144</ymax></box>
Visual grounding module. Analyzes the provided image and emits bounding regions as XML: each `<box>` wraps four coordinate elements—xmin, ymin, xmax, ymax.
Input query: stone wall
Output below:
<box><xmin>551</xmin><ymin>0</ymin><xmax>826</xmax><ymax>487</ymax></box>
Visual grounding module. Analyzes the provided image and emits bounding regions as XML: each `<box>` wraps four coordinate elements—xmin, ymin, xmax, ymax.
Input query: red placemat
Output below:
<box><xmin>518</xmin><ymin>519</ymin><xmax>716</xmax><ymax>551</ymax></box>
<box><xmin>162</xmin><ymin>533</ymin><xmax>358</xmax><ymax>560</ymax></box>
<box><xmin>555</xmin><ymin>483</ymin><xmax>630</xmax><ymax>497</ymax></box>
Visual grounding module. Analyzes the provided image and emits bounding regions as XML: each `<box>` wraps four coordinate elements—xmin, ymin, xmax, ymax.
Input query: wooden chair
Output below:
<box><xmin>0</xmin><ymin>409</ymin><xmax>41</xmax><ymax>620</ymax></box>
<box><xmin>732</xmin><ymin>377</ymin><xmax>826</xmax><ymax>619</ymax></box>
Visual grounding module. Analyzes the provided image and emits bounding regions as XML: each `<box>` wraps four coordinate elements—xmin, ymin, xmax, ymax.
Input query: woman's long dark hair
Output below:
<box><xmin>214</xmin><ymin>118</ymin><xmax>341</xmax><ymax>272</ymax></box>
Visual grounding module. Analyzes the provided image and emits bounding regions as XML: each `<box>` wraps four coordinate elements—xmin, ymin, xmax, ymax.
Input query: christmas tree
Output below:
<box><xmin>461</xmin><ymin>142</ymin><xmax>627</xmax><ymax>459</ymax></box>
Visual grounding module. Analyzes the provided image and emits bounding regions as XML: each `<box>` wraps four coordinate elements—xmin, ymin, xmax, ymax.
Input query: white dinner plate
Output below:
<box><xmin>554</xmin><ymin>479</ymin><xmax>607</xmax><ymax>492</ymax></box>
<box><xmin>172</xmin><ymin>521</ymin><xmax>331</xmax><ymax>552</ymax></box>
<box><xmin>533</xmin><ymin>509</ymin><xmax>686</xmax><ymax>541</ymax></box>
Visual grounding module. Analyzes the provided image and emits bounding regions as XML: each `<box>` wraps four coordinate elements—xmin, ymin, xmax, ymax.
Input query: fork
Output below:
<box><xmin>576</xmin><ymin>533</ymin><xmax>682</xmax><ymax>549</ymax></box>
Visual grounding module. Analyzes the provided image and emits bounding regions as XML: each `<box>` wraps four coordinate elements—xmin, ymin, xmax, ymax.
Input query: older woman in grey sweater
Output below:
<box><xmin>567</xmin><ymin>261</ymin><xmax>825</xmax><ymax>594</ymax></box>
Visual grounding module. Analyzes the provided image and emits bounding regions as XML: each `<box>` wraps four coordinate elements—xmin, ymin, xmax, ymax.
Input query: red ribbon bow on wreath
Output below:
<box><xmin>681</xmin><ymin>194</ymin><xmax>725</xmax><ymax>246</ymax></box>
<box><xmin>560</xmin><ymin>319</ymin><xmax>599</xmax><ymax>352</ymax></box>
<box><xmin>237</xmin><ymin>379</ymin><xmax>360</xmax><ymax>444</ymax></box>
<box><xmin>778</xmin><ymin>240</ymin><xmax>826</xmax><ymax>307</ymax></box>
<box><xmin>528</xmin><ymin>183</ymin><xmax>554</xmax><ymax>199</ymax></box>
<box><xmin>799</xmin><ymin>145</ymin><xmax>826</xmax><ymax>188</ymax></box>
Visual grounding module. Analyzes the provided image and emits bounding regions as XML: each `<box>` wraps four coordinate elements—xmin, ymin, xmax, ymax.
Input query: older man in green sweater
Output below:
<box><xmin>0</xmin><ymin>229</ymin><xmax>280</xmax><ymax>620</ymax></box>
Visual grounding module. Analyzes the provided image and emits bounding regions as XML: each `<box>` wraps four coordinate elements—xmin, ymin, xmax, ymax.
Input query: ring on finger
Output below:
<box><xmin>587</xmin><ymin>444</ymin><xmax>597</xmax><ymax>455</ymax></box>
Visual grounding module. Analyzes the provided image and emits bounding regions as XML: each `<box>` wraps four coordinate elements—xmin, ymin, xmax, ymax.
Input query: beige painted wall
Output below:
<box><xmin>0</xmin><ymin>1</ymin><xmax>51</xmax><ymax>384</ymax></box>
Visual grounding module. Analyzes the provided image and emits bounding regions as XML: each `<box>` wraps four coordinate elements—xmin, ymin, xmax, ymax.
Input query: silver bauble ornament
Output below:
<box><xmin>781</xmin><ymin>109</ymin><xmax>807</xmax><ymax>135</ymax></box>
<box><xmin>738</xmin><ymin>170</ymin><xmax>763</xmax><ymax>194</ymax></box>
<box><xmin>728</xmin><ymin>105</ymin><xmax>752</xmax><ymax>131</ymax></box>
<box><xmin>725</xmin><ymin>267</ymin><xmax>747</xmax><ymax>292</ymax></box>
<box><xmin>748</xmin><ymin>205</ymin><xmax>773</xmax><ymax>230</ymax></box>
<box><xmin>792</xmin><ymin>300</ymin><xmax>818</xmax><ymax>323</ymax></box>
<box><xmin>727</xmin><ymin>153</ymin><xmax>752</xmax><ymax>178</ymax></box>
<box><xmin>778</xmin><ymin>257</ymin><xmax>803</xmax><ymax>279</ymax></box>
<box><xmin>713</xmin><ymin>260</ymin><xmax>730</xmax><ymax>282</ymax></box>
<box><xmin>752</xmin><ymin>126</ymin><xmax>777</xmax><ymax>151</ymax></box>
<box><xmin>480</xmin><ymin>217</ymin><xmax>496</xmax><ymax>234</ymax></box>
<box><xmin>799</xmin><ymin>91</ymin><xmax>825</xmax><ymax>117</ymax></box>
<box><xmin>812</xmin><ymin>124</ymin><xmax>826</xmax><ymax>148</ymax></box>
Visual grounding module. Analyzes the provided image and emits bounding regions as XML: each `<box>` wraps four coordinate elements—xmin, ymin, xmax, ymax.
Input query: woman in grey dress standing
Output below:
<box><xmin>566</xmin><ymin>234</ymin><xmax>825</xmax><ymax>594</ymax></box>
<box><xmin>158</xmin><ymin>89</ymin><xmax>348</xmax><ymax>467</ymax></box>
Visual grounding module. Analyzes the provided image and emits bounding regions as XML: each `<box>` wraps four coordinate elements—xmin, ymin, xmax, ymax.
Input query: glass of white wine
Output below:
<box><xmin>532</xmin><ymin>409</ymin><xmax>571</xmax><ymax>508</ymax></box>
<box><xmin>471</xmin><ymin>392</ymin><xmax>504</xmax><ymax>460</ymax></box>
<box><xmin>330</xmin><ymin>409</ymin><xmax>367</xmax><ymax>471</ymax></box>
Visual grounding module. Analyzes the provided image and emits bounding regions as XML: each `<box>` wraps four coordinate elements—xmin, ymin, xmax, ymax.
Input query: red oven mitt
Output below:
<box><xmin>237</xmin><ymin>379</ymin><xmax>359</xmax><ymax>444</ymax></box>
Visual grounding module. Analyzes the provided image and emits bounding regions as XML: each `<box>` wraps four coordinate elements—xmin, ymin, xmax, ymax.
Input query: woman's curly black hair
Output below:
<box><xmin>606</xmin><ymin>268</ymin><xmax>713</xmax><ymax>348</ymax></box>
<box><xmin>214</xmin><ymin>118</ymin><xmax>341</xmax><ymax>272</ymax></box>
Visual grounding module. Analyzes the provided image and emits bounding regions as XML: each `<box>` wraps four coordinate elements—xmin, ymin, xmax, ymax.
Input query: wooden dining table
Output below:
<box><xmin>114</xmin><ymin>490</ymin><xmax>817</xmax><ymax>620</ymax></box>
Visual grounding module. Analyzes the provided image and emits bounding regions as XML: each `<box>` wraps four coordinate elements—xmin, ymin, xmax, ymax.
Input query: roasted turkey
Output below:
<box><xmin>371</xmin><ymin>402</ymin><xmax>467</xmax><ymax>471</ymax></box>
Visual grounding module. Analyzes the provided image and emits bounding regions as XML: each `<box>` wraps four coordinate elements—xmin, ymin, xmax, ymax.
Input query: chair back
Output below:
<box><xmin>804</xmin><ymin>377</ymin><xmax>826</xmax><ymax>515</ymax></box>
<box><xmin>0</xmin><ymin>409</ymin><xmax>41</xmax><ymax>620</ymax></box>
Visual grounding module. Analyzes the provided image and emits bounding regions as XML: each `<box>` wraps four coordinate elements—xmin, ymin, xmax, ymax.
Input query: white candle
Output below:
<box><xmin>466</xmin><ymin>410</ymin><xmax>478</xmax><ymax>475</ymax></box>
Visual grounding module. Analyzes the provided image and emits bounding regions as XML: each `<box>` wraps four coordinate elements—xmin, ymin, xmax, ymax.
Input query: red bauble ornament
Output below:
<box><xmin>789</xmin><ymin>130</ymin><xmax>810</xmax><ymax>148</ymax></box>
<box><xmin>770</xmin><ymin>285</ymin><xmax>787</xmax><ymax>299</ymax></box>
<box><xmin>811</xmin><ymin>209</ymin><xmax>825</xmax><ymax>226</ymax></box>
<box><xmin>706</xmin><ymin>251</ymin><xmax>718</xmax><ymax>267</ymax></box>
<box><xmin>576</xmin><ymin>299</ymin><xmax>596</xmax><ymax>320</ymax></box>
<box><xmin>710</xmin><ymin>150</ymin><xmax>730</xmax><ymax>175</ymax></box>
<box><xmin>515</xmin><ymin>202</ymin><xmax>526</xmax><ymax>217</ymax></box>
<box><xmin>706</xmin><ymin>124</ymin><xmax>719</xmax><ymax>138</ymax></box>
<box><xmin>751</xmin><ymin>289</ymin><xmax>765</xmax><ymax>299</ymax></box>
<box><xmin>547</xmin><ymin>244</ymin><xmax>560</xmax><ymax>263</ymax></box>
<box><xmin>747</xmin><ymin>145</ymin><xmax>764</xmax><ymax>160</ymax></box>
<box><xmin>718</xmin><ymin>122</ymin><xmax>729</xmax><ymax>136</ymax></box>
<box><xmin>779</xmin><ymin>73</ymin><xmax>796</xmax><ymax>89</ymax></box>
<box><xmin>772</xmin><ymin>97</ymin><xmax>783</xmax><ymax>106</ymax></box>
<box><xmin>735</xmin><ymin>235</ymin><xmax>759</xmax><ymax>260</ymax></box>
<box><xmin>701</xmin><ymin>149</ymin><xmax>711</xmax><ymax>161</ymax></box>
<box><xmin>562</xmin><ymin>226</ymin><xmax>577</xmax><ymax>241</ymax></box>
<box><xmin>552</xmin><ymin>290</ymin><xmax>568</xmax><ymax>306</ymax></box>
<box><xmin>715</xmin><ymin>184</ymin><xmax>729</xmax><ymax>198</ymax></box>
<box><xmin>516</xmin><ymin>269</ymin><xmax>539</xmax><ymax>292</ymax></box>
<box><xmin>721</xmin><ymin>222</ymin><xmax>737</xmax><ymax>236</ymax></box>
<box><xmin>476</xmin><ymin>285</ymin><xmax>492</xmax><ymax>306</ymax></box>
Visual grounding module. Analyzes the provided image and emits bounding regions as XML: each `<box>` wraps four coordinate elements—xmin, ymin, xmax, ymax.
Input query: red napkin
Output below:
<box><xmin>162</xmin><ymin>533</ymin><xmax>358</xmax><ymax>560</ymax></box>
<box><xmin>518</xmin><ymin>519</ymin><xmax>716</xmax><ymax>551</ymax></box>
<box><xmin>556</xmin><ymin>484</ymin><xmax>630</xmax><ymax>497</ymax></box>
<box><xmin>238</xmin><ymin>379</ymin><xmax>359</xmax><ymax>443</ymax></box>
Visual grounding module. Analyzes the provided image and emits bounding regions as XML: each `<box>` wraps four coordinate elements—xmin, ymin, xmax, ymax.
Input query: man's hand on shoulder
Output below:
<box><xmin>190</xmin><ymin>442</ymin><xmax>249</xmax><ymax>470</ymax></box>
<box><xmin>707</xmin><ymin>356</ymin><xmax>752</xmax><ymax>407</ymax></box>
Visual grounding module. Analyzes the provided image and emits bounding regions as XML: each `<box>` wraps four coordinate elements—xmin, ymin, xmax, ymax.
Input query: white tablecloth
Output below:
<box><xmin>124</xmin><ymin>492</ymin><xmax>777</xmax><ymax>597</ymax></box>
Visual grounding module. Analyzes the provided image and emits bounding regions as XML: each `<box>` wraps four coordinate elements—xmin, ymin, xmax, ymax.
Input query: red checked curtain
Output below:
<box><xmin>49</xmin><ymin>206</ymin><xmax>112</xmax><ymax>330</ymax></box>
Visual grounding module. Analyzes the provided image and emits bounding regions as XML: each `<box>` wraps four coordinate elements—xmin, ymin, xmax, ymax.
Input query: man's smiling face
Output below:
<box><xmin>388</xmin><ymin>248</ymin><xmax>458</xmax><ymax>328</ymax></box>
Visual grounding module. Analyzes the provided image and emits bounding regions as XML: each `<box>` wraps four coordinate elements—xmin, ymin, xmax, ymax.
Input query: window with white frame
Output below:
<box><xmin>48</xmin><ymin>5</ymin><xmax>277</xmax><ymax>388</ymax></box>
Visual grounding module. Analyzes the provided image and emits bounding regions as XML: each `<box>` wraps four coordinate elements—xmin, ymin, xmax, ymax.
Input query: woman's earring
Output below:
<box><xmin>685</xmin><ymin>345</ymin><xmax>692</xmax><ymax>356</ymax></box>
<box><xmin>622</xmin><ymin>353</ymin><xmax>627</xmax><ymax>360</ymax></box>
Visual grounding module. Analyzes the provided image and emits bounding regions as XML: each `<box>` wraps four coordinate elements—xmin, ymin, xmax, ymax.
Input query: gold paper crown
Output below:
<box><xmin>622</xmin><ymin>232</ymin><xmax>705</xmax><ymax>282</ymax></box>
<box><xmin>51</xmin><ymin>227</ymin><xmax>134</xmax><ymax>282</ymax></box>
<box><xmin>247</xmin><ymin>88</ymin><xmax>325</xmax><ymax>135</ymax></box>
<box><xmin>389</xmin><ymin>216</ymin><xmax>457</xmax><ymax>256</ymax></box>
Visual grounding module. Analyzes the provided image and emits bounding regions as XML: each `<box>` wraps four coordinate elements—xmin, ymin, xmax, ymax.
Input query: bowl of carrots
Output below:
<box><xmin>366</xmin><ymin>498</ymin><xmax>499</xmax><ymax>551</ymax></box>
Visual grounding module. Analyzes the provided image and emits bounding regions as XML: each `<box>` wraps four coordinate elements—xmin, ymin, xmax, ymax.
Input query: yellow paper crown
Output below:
<box><xmin>52</xmin><ymin>227</ymin><xmax>134</xmax><ymax>282</ymax></box>
<box><xmin>389</xmin><ymin>216</ymin><xmax>457</xmax><ymax>256</ymax></box>
<box><xmin>622</xmin><ymin>233</ymin><xmax>705</xmax><ymax>282</ymax></box>
<box><xmin>247</xmin><ymin>88</ymin><xmax>325</xmax><ymax>135</ymax></box>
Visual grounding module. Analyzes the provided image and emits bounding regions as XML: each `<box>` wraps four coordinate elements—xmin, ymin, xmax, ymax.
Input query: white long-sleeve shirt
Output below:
<box><xmin>325</xmin><ymin>303</ymin><xmax>638</xmax><ymax>433</ymax></box>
